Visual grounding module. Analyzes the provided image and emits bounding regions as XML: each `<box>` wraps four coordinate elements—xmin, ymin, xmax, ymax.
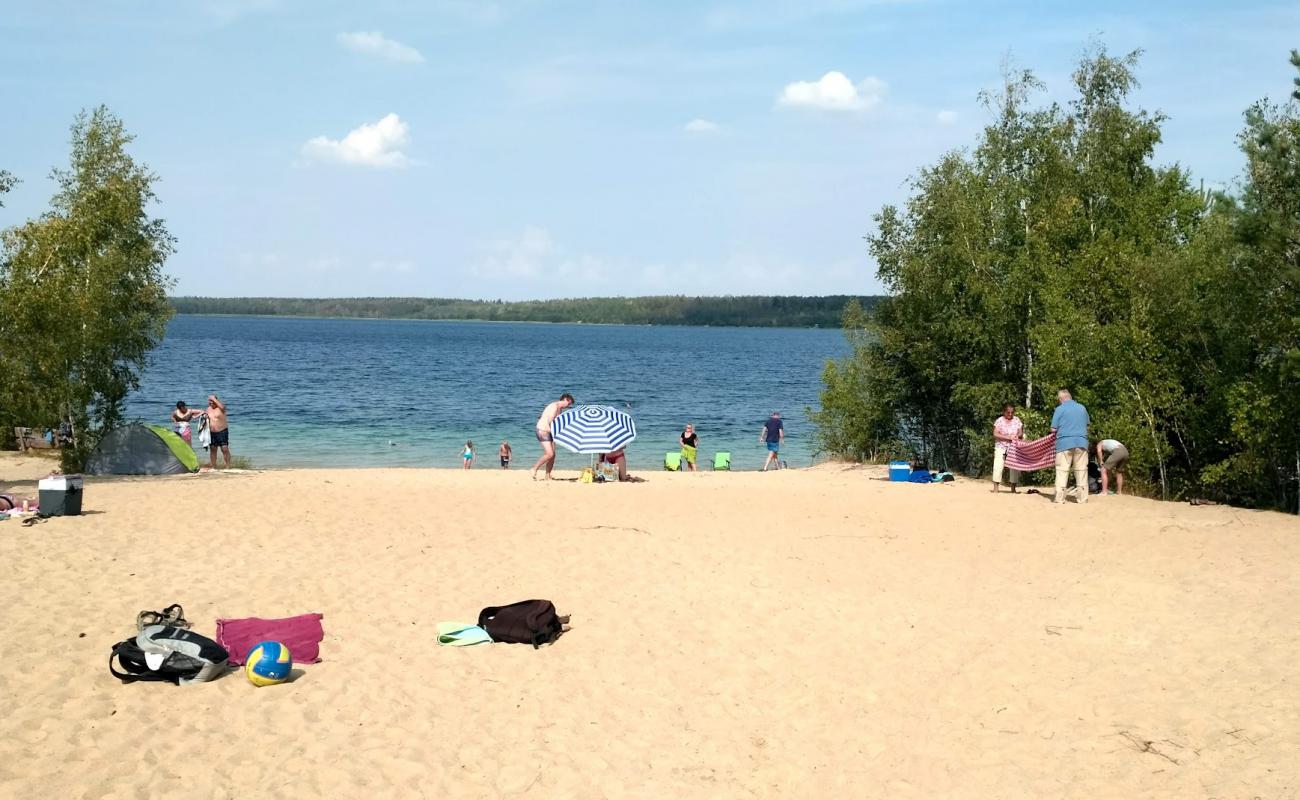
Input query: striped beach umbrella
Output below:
<box><xmin>550</xmin><ymin>405</ymin><xmax>637</xmax><ymax>454</ymax></box>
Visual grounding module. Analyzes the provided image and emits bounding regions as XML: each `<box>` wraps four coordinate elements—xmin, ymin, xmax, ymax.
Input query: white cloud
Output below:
<box><xmin>301</xmin><ymin>114</ymin><xmax>412</xmax><ymax>168</ymax></box>
<box><xmin>337</xmin><ymin>31</ymin><xmax>425</xmax><ymax>64</ymax></box>
<box><xmin>684</xmin><ymin>118</ymin><xmax>721</xmax><ymax>134</ymax></box>
<box><xmin>305</xmin><ymin>256</ymin><xmax>342</xmax><ymax>274</ymax></box>
<box><xmin>472</xmin><ymin>226</ymin><xmax>614</xmax><ymax>290</ymax></box>
<box><xmin>468</xmin><ymin>227</ymin><xmax>866</xmax><ymax>299</ymax></box>
<box><xmin>476</xmin><ymin>226</ymin><xmax>556</xmax><ymax>279</ymax></box>
<box><xmin>777</xmin><ymin>71</ymin><xmax>887</xmax><ymax>112</ymax></box>
<box><xmin>936</xmin><ymin>110</ymin><xmax>959</xmax><ymax>126</ymax></box>
<box><xmin>369</xmin><ymin>259</ymin><xmax>416</xmax><ymax>274</ymax></box>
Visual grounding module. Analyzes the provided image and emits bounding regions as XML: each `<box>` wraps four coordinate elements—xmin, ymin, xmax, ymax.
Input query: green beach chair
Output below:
<box><xmin>713</xmin><ymin>452</ymin><xmax>731</xmax><ymax>471</ymax></box>
<box><xmin>664</xmin><ymin>452</ymin><xmax>682</xmax><ymax>471</ymax></box>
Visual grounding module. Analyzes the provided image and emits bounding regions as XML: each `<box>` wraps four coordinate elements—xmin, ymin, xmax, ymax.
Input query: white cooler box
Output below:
<box><xmin>38</xmin><ymin>475</ymin><xmax>83</xmax><ymax>516</ymax></box>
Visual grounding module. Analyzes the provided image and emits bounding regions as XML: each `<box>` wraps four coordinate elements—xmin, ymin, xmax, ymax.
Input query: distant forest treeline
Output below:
<box><xmin>169</xmin><ymin>295</ymin><xmax>882</xmax><ymax>328</ymax></box>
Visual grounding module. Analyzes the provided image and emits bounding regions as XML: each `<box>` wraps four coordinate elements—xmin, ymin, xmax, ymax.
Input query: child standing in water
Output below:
<box><xmin>462</xmin><ymin>441</ymin><xmax>475</xmax><ymax>469</ymax></box>
<box><xmin>499</xmin><ymin>441</ymin><xmax>512</xmax><ymax>469</ymax></box>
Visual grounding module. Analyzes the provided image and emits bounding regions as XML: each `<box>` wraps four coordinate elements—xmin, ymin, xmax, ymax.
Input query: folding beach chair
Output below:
<box><xmin>712</xmin><ymin>452</ymin><xmax>731</xmax><ymax>471</ymax></box>
<box><xmin>664</xmin><ymin>452</ymin><xmax>682</xmax><ymax>471</ymax></box>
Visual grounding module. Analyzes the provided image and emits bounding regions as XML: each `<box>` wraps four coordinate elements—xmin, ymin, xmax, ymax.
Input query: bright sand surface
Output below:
<box><xmin>1</xmin><ymin>458</ymin><xmax>1297</xmax><ymax>799</ymax></box>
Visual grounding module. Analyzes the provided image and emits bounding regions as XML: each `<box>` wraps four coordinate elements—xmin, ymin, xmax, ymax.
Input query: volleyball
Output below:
<box><xmin>244</xmin><ymin>640</ymin><xmax>292</xmax><ymax>687</ymax></box>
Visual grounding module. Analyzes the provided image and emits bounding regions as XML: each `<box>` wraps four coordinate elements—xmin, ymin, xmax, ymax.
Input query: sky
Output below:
<box><xmin>2</xmin><ymin>0</ymin><xmax>1298</xmax><ymax>299</ymax></box>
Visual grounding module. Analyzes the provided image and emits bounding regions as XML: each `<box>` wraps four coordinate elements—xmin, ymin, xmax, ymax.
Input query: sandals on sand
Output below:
<box><xmin>137</xmin><ymin>604</ymin><xmax>190</xmax><ymax>631</ymax></box>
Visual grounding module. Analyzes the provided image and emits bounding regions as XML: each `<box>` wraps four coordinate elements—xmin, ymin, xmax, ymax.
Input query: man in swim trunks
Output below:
<box><xmin>760</xmin><ymin>411</ymin><xmax>785</xmax><ymax>471</ymax></box>
<box><xmin>205</xmin><ymin>394</ymin><xmax>231</xmax><ymax>469</ymax></box>
<box><xmin>499</xmin><ymin>441</ymin><xmax>512</xmax><ymax>469</ymax></box>
<box><xmin>531</xmin><ymin>393</ymin><xmax>575</xmax><ymax>480</ymax></box>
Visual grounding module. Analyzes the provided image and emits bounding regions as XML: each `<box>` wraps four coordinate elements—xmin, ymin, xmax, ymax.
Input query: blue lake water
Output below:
<box><xmin>125</xmin><ymin>315</ymin><xmax>848</xmax><ymax>470</ymax></box>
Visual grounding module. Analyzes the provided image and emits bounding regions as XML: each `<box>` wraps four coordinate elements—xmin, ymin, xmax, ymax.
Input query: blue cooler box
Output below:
<box><xmin>889</xmin><ymin>461</ymin><xmax>911</xmax><ymax>482</ymax></box>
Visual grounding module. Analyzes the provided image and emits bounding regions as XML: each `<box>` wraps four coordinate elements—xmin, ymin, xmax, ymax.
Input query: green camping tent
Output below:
<box><xmin>85</xmin><ymin>424</ymin><xmax>200</xmax><ymax>475</ymax></box>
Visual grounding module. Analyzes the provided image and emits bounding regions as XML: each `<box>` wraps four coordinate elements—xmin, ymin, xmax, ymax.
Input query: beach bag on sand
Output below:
<box><xmin>109</xmin><ymin>625</ymin><xmax>229</xmax><ymax>685</ymax></box>
<box><xmin>477</xmin><ymin>600</ymin><xmax>563</xmax><ymax>648</ymax></box>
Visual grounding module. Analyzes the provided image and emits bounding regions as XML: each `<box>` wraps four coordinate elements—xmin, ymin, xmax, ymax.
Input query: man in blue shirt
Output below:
<box><xmin>1050</xmin><ymin>388</ymin><xmax>1090</xmax><ymax>504</ymax></box>
<box><xmin>761</xmin><ymin>411</ymin><xmax>785</xmax><ymax>471</ymax></box>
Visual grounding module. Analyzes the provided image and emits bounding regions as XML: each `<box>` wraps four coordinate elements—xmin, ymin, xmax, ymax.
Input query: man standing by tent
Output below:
<box><xmin>1051</xmin><ymin>389</ymin><xmax>1089</xmax><ymax>504</ymax></box>
<box><xmin>205</xmin><ymin>394</ymin><xmax>231</xmax><ymax>469</ymax></box>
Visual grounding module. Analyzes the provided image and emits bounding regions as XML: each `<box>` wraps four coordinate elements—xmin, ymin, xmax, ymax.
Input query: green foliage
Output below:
<box><xmin>817</xmin><ymin>46</ymin><xmax>1300</xmax><ymax>511</ymax></box>
<box><xmin>0</xmin><ymin>107</ymin><xmax>175</xmax><ymax>470</ymax></box>
<box><xmin>809</xmin><ymin>300</ymin><xmax>903</xmax><ymax>461</ymax></box>
<box><xmin>0</xmin><ymin>170</ymin><xmax>15</xmax><ymax>206</ymax></box>
<box><xmin>169</xmin><ymin>294</ymin><xmax>880</xmax><ymax>329</ymax></box>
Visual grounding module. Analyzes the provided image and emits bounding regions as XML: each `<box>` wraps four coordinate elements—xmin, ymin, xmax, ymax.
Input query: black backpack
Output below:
<box><xmin>110</xmin><ymin>625</ymin><xmax>230</xmax><ymax>685</ymax></box>
<box><xmin>477</xmin><ymin>600</ymin><xmax>563</xmax><ymax>648</ymax></box>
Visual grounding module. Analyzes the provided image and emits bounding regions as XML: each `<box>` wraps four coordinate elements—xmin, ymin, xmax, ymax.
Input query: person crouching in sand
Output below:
<box><xmin>598</xmin><ymin>449</ymin><xmax>629</xmax><ymax>482</ymax></box>
<box><xmin>531</xmin><ymin>393</ymin><xmax>575</xmax><ymax>480</ymax></box>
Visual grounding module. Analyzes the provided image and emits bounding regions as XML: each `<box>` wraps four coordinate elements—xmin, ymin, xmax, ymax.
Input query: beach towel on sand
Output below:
<box><xmin>437</xmin><ymin>622</ymin><xmax>493</xmax><ymax>646</ymax></box>
<box><xmin>216</xmin><ymin>613</ymin><xmax>324</xmax><ymax>665</ymax></box>
<box><xmin>1005</xmin><ymin>433</ymin><xmax>1057</xmax><ymax>472</ymax></box>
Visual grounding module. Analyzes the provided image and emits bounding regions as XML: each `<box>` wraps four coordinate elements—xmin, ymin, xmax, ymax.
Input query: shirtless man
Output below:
<box><xmin>531</xmin><ymin>393</ymin><xmax>575</xmax><ymax>480</ymax></box>
<box><xmin>205</xmin><ymin>394</ymin><xmax>231</xmax><ymax>469</ymax></box>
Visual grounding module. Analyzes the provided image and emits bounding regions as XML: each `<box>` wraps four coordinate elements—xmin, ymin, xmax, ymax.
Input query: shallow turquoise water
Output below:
<box><xmin>125</xmin><ymin>315</ymin><xmax>848</xmax><ymax>470</ymax></box>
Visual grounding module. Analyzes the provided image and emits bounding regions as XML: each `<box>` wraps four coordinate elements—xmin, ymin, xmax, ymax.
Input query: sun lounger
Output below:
<box><xmin>713</xmin><ymin>452</ymin><xmax>731</xmax><ymax>471</ymax></box>
<box><xmin>664</xmin><ymin>452</ymin><xmax>682</xmax><ymax>471</ymax></box>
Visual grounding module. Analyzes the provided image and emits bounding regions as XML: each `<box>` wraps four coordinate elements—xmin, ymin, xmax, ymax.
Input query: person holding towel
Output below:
<box><xmin>171</xmin><ymin>401</ymin><xmax>199</xmax><ymax>444</ymax></box>
<box><xmin>991</xmin><ymin>403</ymin><xmax>1024</xmax><ymax>493</ymax></box>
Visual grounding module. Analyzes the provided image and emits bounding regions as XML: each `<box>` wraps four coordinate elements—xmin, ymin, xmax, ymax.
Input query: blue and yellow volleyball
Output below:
<box><xmin>245</xmin><ymin>640</ymin><xmax>292</xmax><ymax>687</ymax></box>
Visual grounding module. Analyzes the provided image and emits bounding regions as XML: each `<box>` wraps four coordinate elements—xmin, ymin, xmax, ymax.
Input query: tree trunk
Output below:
<box><xmin>1024</xmin><ymin>292</ymin><xmax>1034</xmax><ymax>409</ymax></box>
<box><xmin>1129</xmin><ymin>379</ymin><xmax>1168</xmax><ymax>500</ymax></box>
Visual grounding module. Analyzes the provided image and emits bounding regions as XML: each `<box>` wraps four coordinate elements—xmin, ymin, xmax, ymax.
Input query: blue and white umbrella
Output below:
<box><xmin>551</xmin><ymin>405</ymin><xmax>637</xmax><ymax>454</ymax></box>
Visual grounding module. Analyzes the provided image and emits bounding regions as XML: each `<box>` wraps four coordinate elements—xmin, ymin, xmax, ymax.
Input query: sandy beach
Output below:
<box><xmin>1</xmin><ymin>458</ymin><xmax>1297</xmax><ymax>798</ymax></box>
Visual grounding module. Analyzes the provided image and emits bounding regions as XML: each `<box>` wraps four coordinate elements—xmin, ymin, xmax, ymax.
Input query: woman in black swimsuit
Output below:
<box><xmin>679</xmin><ymin>424</ymin><xmax>699</xmax><ymax>472</ymax></box>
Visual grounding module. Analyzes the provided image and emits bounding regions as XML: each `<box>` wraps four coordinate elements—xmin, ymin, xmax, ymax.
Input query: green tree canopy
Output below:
<box><xmin>817</xmin><ymin>46</ymin><xmax>1300</xmax><ymax>511</ymax></box>
<box><xmin>1</xmin><ymin>106</ymin><xmax>175</xmax><ymax>469</ymax></box>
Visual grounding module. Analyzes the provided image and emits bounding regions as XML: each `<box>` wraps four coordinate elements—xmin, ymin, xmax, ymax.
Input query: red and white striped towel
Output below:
<box><xmin>1005</xmin><ymin>433</ymin><xmax>1057</xmax><ymax>472</ymax></box>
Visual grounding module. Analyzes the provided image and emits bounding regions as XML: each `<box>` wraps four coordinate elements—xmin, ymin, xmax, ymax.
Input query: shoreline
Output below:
<box><xmin>167</xmin><ymin>312</ymin><xmax>833</xmax><ymax>331</ymax></box>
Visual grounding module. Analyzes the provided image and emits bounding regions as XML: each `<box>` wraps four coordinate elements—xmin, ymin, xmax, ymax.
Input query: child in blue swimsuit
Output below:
<box><xmin>462</xmin><ymin>441</ymin><xmax>475</xmax><ymax>470</ymax></box>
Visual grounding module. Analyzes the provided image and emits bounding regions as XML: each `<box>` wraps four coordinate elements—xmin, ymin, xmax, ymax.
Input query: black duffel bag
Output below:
<box><xmin>478</xmin><ymin>600</ymin><xmax>563</xmax><ymax>648</ymax></box>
